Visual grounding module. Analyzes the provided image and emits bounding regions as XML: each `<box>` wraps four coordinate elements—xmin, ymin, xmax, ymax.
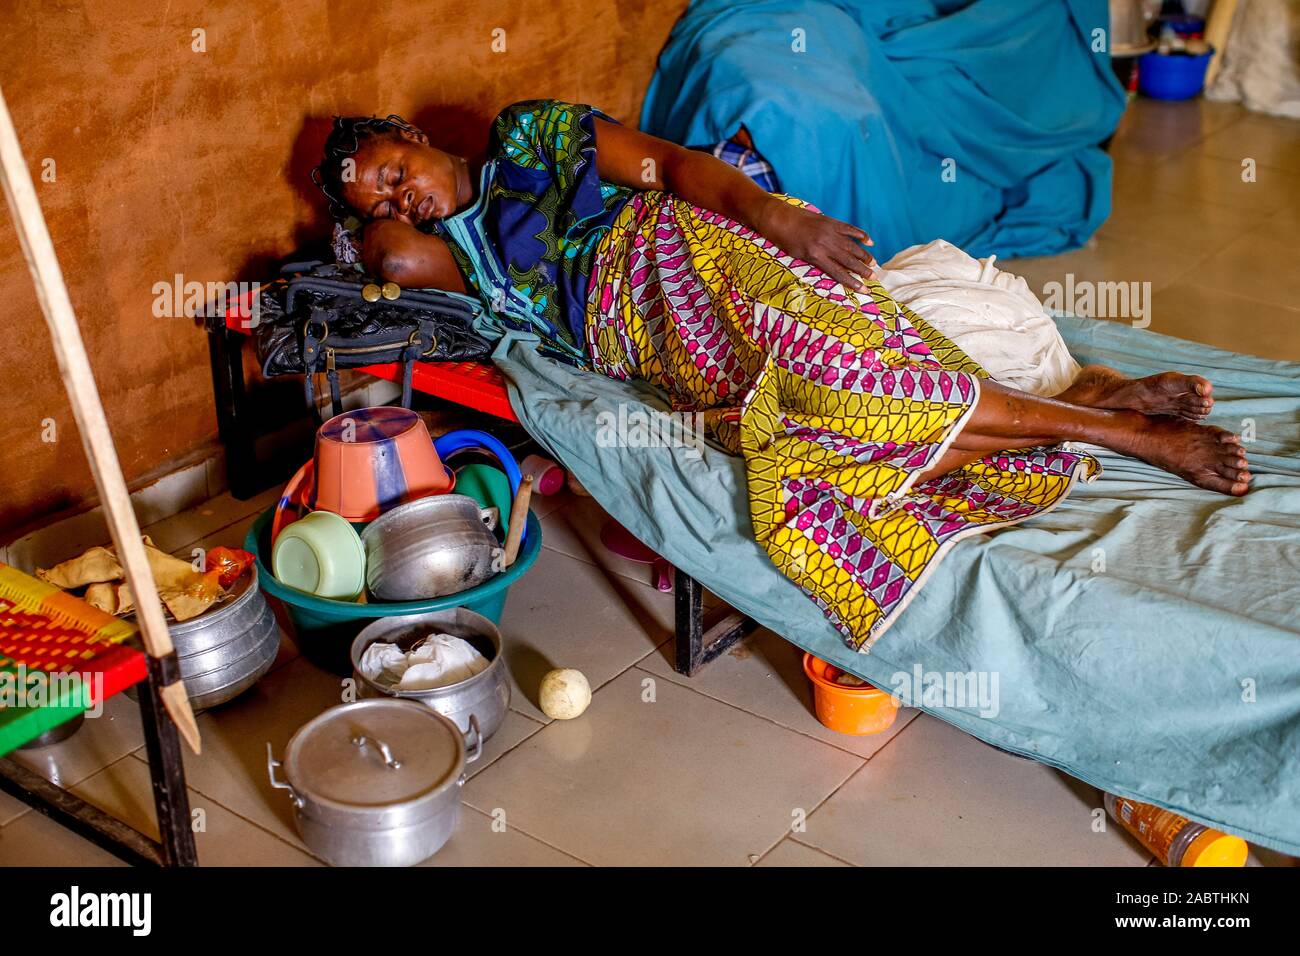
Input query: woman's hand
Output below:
<box><xmin>758</xmin><ymin>199</ymin><xmax>876</xmax><ymax>291</ymax></box>
<box><xmin>592</xmin><ymin>121</ymin><xmax>875</xmax><ymax>288</ymax></box>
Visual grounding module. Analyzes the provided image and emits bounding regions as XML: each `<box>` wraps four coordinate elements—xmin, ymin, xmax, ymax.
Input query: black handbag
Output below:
<box><xmin>255</xmin><ymin>261</ymin><xmax>492</xmax><ymax>418</ymax></box>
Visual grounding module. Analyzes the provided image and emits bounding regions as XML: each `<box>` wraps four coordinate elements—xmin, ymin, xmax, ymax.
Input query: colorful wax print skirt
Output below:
<box><xmin>585</xmin><ymin>192</ymin><xmax>1099</xmax><ymax>650</ymax></box>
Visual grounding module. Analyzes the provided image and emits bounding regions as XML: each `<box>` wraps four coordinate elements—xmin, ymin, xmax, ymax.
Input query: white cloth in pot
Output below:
<box><xmin>358</xmin><ymin>633</ymin><xmax>489</xmax><ymax>691</ymax></box>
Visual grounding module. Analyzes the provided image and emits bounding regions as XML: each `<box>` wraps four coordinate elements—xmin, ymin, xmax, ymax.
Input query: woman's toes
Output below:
<box><xmin>1185</xmin><ymin>384</ymin><xmax>1213</xmax><ymax>416</ymax></box>
<box><xmin>1205</xmin><ymin>470</ymin><xmax>1249</xmax><ymax>496</ymax></box>
<box><xmin>1202</xmin><ymin>473</ymin><xmax>1239</xmax><ymax>495</ymax></box>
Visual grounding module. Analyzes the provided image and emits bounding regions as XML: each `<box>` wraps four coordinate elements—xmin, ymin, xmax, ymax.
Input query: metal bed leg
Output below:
<box><xmin>136</xmin><ymin>652</ymin><xmax>199</xmax><ymax>867</ymax></box>
<box><xmin>207</xmin><ymin>324</ymin><xmax>260</xmax><ymax>500</ymax></box>
<box><xmin>0</xmin><ymin>654</ymin><xmax>199</xmax><ymax>867</ymax></box>
<box><xmin>673</xmin><ymin>568</ymin><xmax>759</xmax><ymax>677</ymax></box>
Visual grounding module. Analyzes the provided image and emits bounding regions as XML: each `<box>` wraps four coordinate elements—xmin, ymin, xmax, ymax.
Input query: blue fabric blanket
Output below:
<box><xmin>640</xmin><ymin>0</ymin><xmax>1126</xmax><ymax>261</ymax></box>
<box><xmin>495</xmin><ymin>317</ymin><xmax>1300</xmax><ymax>855</ymax></box>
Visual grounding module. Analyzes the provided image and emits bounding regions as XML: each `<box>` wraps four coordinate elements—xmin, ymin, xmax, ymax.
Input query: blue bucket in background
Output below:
<box><xmin>1138</xmin><ymin>49</ymin><xmax>1214</xmax><ymax>101</ymax></box>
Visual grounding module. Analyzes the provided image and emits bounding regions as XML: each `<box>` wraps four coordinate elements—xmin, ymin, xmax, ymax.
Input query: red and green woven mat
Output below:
<box><xmin>0</xmin><ymin>563</ymin><xmax>146</xmax><ymax>755</ymax></box>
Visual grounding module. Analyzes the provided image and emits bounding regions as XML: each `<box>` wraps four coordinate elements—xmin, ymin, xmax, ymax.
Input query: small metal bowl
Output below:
<box><xmin>361</xmin><ymin>494</ymin><xmax>504</xmax><ymax>602</ymax></box>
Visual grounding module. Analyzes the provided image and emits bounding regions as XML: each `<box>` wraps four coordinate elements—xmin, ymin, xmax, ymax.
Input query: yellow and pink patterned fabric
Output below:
<box><xmin>586</xmin><ymin>192</ymin><xmax>1099</xmax><ymax>649</ymax></box>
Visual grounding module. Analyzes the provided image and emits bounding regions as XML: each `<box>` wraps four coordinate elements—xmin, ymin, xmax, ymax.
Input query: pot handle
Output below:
<box><xmin>266</xmin><ymin>743</ymin><xmax>305</xmax><ymax>808</ymax></box>
<box><xmin>463</xmin><ymin>714</ymin><xmax>482</xmax><ymax>765</ymax></box>
<box><xmin>352</xmin><ymin>734</ymin><xmax>403</xmax><ymax>770</ymax></box>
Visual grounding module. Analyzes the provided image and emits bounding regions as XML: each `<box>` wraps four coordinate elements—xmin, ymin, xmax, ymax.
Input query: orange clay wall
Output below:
<box><xmin>0</xmin><ymin>0</ymin><xmax>686</xmax><ymax>533</ymax></box>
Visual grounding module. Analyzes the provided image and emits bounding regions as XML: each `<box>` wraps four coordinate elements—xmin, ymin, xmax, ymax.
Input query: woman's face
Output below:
<box><xmin>342</xmin><ymin>131</ymin><xmax>468</xmax><ymax>225</ymax></box>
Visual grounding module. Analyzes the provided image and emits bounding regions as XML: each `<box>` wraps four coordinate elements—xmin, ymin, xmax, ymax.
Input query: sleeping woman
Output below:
<box><xmin>312</xmin><ymin>100</ymin><xmax>1250</xmax><ymax>648</ymax></box>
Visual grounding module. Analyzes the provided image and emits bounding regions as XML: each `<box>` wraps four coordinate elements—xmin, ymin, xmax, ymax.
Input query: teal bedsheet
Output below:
<box><xmin>494</xmin><ymin>316</ymin><xmax>1300</xmax><ymax>854</ymax></box>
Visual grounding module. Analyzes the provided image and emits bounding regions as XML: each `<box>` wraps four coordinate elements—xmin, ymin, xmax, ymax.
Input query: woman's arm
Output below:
<box><xmin>360</xmin><ymin>219</ymin><xmax>468</xmax><ymax>292</ymax></box>
<box><xmin>594</xmin><ymin>119</ymin><xmax>875</xmax><ymax>290</ymax></box>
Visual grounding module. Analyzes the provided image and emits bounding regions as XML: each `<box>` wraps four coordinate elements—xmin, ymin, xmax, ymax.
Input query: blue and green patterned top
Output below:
<box><xmin>431</xmin><ymin>100</ymin><xmax>633</xmax><ymax>366</ymax></box>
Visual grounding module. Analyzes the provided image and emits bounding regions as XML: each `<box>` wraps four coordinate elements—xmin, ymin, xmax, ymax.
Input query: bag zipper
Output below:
<box><xmin>323</xmin><ymin>330</ymin><xmax>425</xmax><ymax>370</ymax></box>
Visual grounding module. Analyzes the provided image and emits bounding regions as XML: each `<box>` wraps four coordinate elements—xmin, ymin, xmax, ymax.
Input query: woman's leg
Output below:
<box><xmin>919</xmin><ymin>378</ymin><xmax>1251</xmax><ymax>496</ymax></box>
<box><xmin>1054</xmin><ymin>364</ymin><xmax>1214</xmax><ymax>421</ymax></box>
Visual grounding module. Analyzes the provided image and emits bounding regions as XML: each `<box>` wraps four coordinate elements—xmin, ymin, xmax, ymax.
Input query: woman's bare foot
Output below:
<box><xmin>1111</xmin><ymin>414</ymin><xmax>1251</xmax><ymax>496</ymax></box>
<box><xmin>1059</xmin><ymin>364</ymin><xmax>1213</xmax><ymax>421</ymax></box>
<box><xmin>949</xmin><ymin>378</ymin><xmax>1250</xmax><ymax>496</ymax></box>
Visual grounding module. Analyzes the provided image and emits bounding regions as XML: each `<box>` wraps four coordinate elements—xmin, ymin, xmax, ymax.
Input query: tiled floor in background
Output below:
<box><xmin>1005</xmin><ymin>97</ymin><xmax>1300</xmax><ymax>361</ymax></box>
<box><xmin>3</xmin><ymin>98</ymin><xmax>1298</xmax><ymax>867</ymax></box>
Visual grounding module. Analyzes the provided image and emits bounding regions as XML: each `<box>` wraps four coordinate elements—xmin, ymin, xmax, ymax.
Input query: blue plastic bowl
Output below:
<box><xmin>246</xmin><ymin>505</ymin><xmax>541</xmax><ymax>674</ymax></box>
<box><xmin>1139</xmin><ymin>49</ymin><xmax>1213</xmax><ymax>101</ymax></box>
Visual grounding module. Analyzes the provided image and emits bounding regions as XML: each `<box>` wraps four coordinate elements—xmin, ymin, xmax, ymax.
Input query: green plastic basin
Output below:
<box><xmin>245</xmin><ymin>505</ymin><xmax>541</xmax><ymax>674</ymax></box>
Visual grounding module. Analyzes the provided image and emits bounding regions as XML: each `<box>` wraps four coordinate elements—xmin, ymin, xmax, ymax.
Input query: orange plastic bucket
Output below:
<box><xmin>802</xmin><ymin>653</ymin><xmax>900</xmax><ymax>736</ymax></box>
<box><xmin>312</xmin><ymin>407</ymin><xmax>452</xmax><ymax>522</ymax></box>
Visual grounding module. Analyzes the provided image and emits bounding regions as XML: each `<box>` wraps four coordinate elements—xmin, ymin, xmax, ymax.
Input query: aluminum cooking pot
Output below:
<box><xmin>350</xmin><ymin>607</ymin><xmax>509</xmax><ymax>740</ymax></box>
<box><xmin>361</xmin><ymin>494</ymin><xmax>504</xmax><ymax>601</ymax></box>
<box><xmin>170</xmin><ymin>567</ymin><xmax>280</xmax><ymax>711</ymax></box>
<box><xmin>267</xmin><ymin>698</ymin><xmax>481</xmax><ymax>867</ymax></box>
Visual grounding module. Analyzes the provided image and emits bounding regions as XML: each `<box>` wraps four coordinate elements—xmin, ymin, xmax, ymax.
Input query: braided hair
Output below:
<box><xmin>312</xmin><ymin>114</ymin><xmax>425</xmax><ymax>220</ymax></box>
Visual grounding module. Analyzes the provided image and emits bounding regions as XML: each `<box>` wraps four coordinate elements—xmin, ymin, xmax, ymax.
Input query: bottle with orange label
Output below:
<box><xmin>1104</xmin><ymin>793</ymin><xmax>1248</xmax><ymax>867</ymax></box>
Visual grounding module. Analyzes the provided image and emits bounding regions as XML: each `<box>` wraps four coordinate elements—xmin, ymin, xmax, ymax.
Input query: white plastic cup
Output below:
<box><xmin>520</xmin><ymin>454</ymin><xmax>565</xmax><ymax>496</ymax></box>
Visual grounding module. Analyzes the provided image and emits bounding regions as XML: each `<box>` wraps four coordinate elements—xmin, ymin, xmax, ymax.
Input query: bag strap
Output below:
<box><xmin>400</xmin><ymin>356</ymin><xmax>414</xmax><ymax>408</ymax></box>
<box><xmin>303</xmin><ymin>369</ymin><xmax>317</xmax><ymax>420</ymax></box>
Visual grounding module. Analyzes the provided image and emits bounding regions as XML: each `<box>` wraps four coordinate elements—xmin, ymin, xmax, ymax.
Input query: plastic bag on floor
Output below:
<box><xmin>1206</xmin><ymin>0</ymin><xmax>1300</xmax><ymax>119</ymax></box>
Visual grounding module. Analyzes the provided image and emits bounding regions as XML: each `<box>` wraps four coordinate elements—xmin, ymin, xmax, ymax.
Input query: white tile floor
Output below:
<box><xmin>3</xmin><ymin>97</ymin><xmax>1298</xmax><ymax>868</ymax></box>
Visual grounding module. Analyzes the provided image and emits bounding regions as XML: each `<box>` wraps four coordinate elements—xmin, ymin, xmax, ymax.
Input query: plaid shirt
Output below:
<box><xmin>695</xmin><ymin>138</ymin><xmax>780</xmax><ymax>192</ymax></box>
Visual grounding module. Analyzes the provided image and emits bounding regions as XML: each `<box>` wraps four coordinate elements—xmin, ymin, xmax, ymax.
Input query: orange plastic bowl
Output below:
<box><xmin>310</xmin><ymin>407</ymin><xmax>452</xmax><ymax>522</ymax></box>
<box><xmin>802</xmin><ymin>653</ymin><xmax>900</xmax><ymax>736</ymax></box>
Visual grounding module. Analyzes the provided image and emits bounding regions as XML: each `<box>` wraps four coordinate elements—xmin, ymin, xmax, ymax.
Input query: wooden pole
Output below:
<box><xmin>502</xmin><ymin>474</ymin><xmax>534</xmax><ymax>568</ymax></box>
<box><xmin>1203</xmin><ymin>0</ymin><xmax>1240</xmax><ymax>89</ymax></box>
<box><xmin>0</xmin><ymin>84</ymin><xmax>201</xmax><ymax>754</ymax></box>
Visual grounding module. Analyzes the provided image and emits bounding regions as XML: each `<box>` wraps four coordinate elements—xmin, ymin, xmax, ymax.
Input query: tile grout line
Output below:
<box><xmin>745</xmin><ymin>748</ymin><xmax>871</xmax><ymax>867</ymax></box>
<box><xmin>502</xmin><ymin>633</ymin><xmax>904</xmax><ymax>762</ymax></box>
<box><xmin>156</xmin><ymin>497</ymin><xmax>276</xmax><ymax>558</ymax></box>
<box><xmin>748</xmin><ymin>833</ymin><xmax>797</xmax><ymax>867</ymax></box>
<box><xmin>122</xmin><ymin>748</ymin><xmax>329</xmax><ymax>864</ymax></box>
<box><xmin>633</xmin><ymin>650</ymin><xmax>926</xmax><ymax>761</ymax></box>
<box><xmin>1159</xmin><ymin>276</ymin><xmax>1300</xmax><ymax>315</ymax></box>
<box><xmin>774</xmin><ymin>718</ymin><xmax>934</xmax><ymax>867</ymax></box>
<box><xmin>627</xmin><ymin>661</ymin><xmax>884</xmax><ymax>762</ymax></box>
<box><xmin>458</xmin><ymin>803</ymin><xmax>596</xmax><ymax>866</ymax></box>
<box><xmin>517</xmin><ymin>635</ymin><xmax>673</xmax><ymax>725</ymax></box>
<box><xmin>11</xmin><ymin>750</ymin><xmax>316</xmax><ymax>865</ymax></box>
<box><xmin>531</xmin><ymin>534</ymin><xmax>925</xmax><ymax>760</ymax></box>
<box><xmin>784</xmin><ymin>834</ymin><xmax>862</xmax><ymax>867</ymax></box>
<box><xmin>537</xmin><ymin>537</ymin><xmax>669</xmax><ymax>595</ymax></box>
<box><xmin>470</xmin><ymin>656</ymin><xmax>877</xmax><ymax>867</ymax></box>
<box><xmin>3</xmin><ymin>720</ymin><xmax>154</xmax><ymax>797</ymax></box>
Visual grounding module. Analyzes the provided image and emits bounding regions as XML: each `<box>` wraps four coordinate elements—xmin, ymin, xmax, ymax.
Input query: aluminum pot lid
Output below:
<box><xmin>283</xmin><ymin>698</ymin><xmax>463</xmax><ymax>811</ymax></box>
